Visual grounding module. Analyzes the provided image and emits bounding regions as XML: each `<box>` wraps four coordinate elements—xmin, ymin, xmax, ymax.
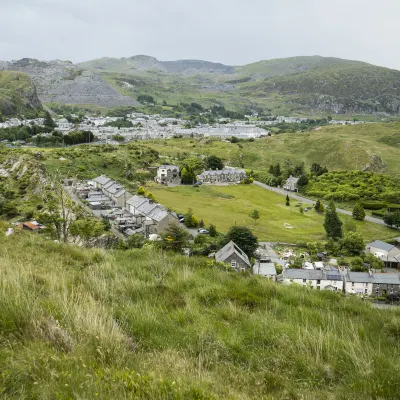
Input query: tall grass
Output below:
<box><xmin>1</xmin><ymin>229</ymin><xmax>400</xmax><ymax>399</ymax></box>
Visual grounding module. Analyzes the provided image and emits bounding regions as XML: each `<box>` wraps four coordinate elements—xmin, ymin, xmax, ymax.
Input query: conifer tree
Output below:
<box><xmin>352</xmin><ymin>202</ymin><xmax>366</xmax><ymax>221</ymax></box>
<box><xmin>324</xmin><ymin>201</ymin><xmax>343</xmax><ymax>239</ymax></box>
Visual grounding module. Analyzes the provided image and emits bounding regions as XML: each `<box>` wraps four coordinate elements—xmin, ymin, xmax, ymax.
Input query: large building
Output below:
<box><xmin>156</xmin><ymin>165</ymin><xmax>180</xmax><ymax>185</ymax></box>
<box><xmin>197</xmin><ymin>168</ymin><xmax>246</xmax><ymax>184</ymax></box>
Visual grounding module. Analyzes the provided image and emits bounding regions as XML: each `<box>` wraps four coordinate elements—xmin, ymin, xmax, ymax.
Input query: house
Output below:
<box><xmin>197</xmin><ymin>169</ymin><xmax>247</xmax><ymax>184</ymax></box>
<box><xmin>253</xmin><ymin>258</ymin><xmax>277</xmax><ymax>280</ymax></box>
<box><xmin>280</xmin><ymin>269</ymin><xmax>344</xmax><ymax>291</ymax></box>
<box><xmin>93</xmin><ymin>175</ymin><xmax>113</xmax><ymax>190</ymax></box>
<box><xmin>283</xmin><ymin>176</ymin><xmax>299</xmax><ymax>192</ymax></box>
<box><xmin>126</xmin><ymin>195</ymin><xmax>179</xmax><ymax>237</ymax></box>
<box><xmin>215</xmin><ymin>241</ymin><xmax>251</xmax><ymax>272</ymax></box>
<box><xmin>372</xmin><ymin>274</ymin><xmax>400</xmax><ymax>297</ymax></box>
<box><xmin>345</xmin><ymin>272</ymin><xmax>374</xmax><ymax>296</ymax></box>
<box><xmin>366</xmin><ymin>240</ymin><xmax>400</xmax><ymax>269</ymax></box>
<box><xmin>156</xmin><ymin>165</ymin><xmax>180</xmax><ymax>185</ymax></box>
<box><xmin>112</xmin><ymin>189</ymin><xmax>133</xmax><ymax>209</ymax></box>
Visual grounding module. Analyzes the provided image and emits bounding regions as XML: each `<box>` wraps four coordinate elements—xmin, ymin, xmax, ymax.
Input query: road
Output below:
<box><xmin>253</xmin><ymin>180</ymin><xmax>386</xmax><ymax>226</ymax></box>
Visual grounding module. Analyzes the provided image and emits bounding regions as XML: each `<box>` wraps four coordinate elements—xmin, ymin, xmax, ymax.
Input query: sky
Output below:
<box><xmin>1</xmin><ymin>0</ymin><xmax>400</xmax><ymax>69</ymax></box>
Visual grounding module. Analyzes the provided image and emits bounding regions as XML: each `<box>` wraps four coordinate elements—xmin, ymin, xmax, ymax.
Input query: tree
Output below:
<box><xmin>70</xmin><ymin>218</ymin><xmax>104</xmax><ymax>246</ymax></box>
<box><xmin>383</xmin><ymin>211</ymin><xmax>400</xmax><ymax>229</ymax></box>
<box><xmin>352</xmin><ymin>203</ymin><xmax>366</xmax><ymax>221</ymax></box>
<box><xmin>44</xmin><ymin>111</ymin><xmax>56</xmax><ymax>129</ymax></box>
<box><xmin>204</xmin><ymin>155</ymin><xmax>224</xmax><ymax>170</ymax></box>
<box><xmin>180</xmin><ymin>166</ymin><xmax>196</xmax><ymax>185</ymax></box>
<box><xmin>126</xmin><ymin>233</ymin><xmax>145</xmax><ymax>249</ymax></box>
<box><xmin>184</xmin><ymin>208</ymin><xmax>199</xmax><ymax>228</ymax></box>
<box><xmin>137</xmin><ymin>94</ymin><xmax>155</xmax><ymax>104</ymax></box>
<box><xmin>2</xmin><ymin>202</ymin><xmax>18</xmax><ymax>218</ymax></box>
<box><xmin>344</xmin><ymin>219</ymin><xmax>357</xmax><ymax>233</ymax></box>
<box><xmin>223</xmin><ymin>226</ymin><xmax>258</xmax><ymax>258</ymax></box>
<box><xmin>286</xmin><ymin>195</ymin><xmax>290</xmax><ymax>206</ymax></box>
<box><xmin>364</xmin><ymin>253</ymin><xmax>385</xmax><ymax>271</ymax></box>
<box><xmin>160</xmin><ymin>223</ymin><xmax>190</xmax><ymax>252</ymax></box>
<box><xmin>324</xmin><ymin>201</ymin><xmax>343</xmax><ymax>239</ymax></box>
<box><xmin>137</xmin><ymin>186</ymin><xmax>146</xmax><ymax>196</ymax></box>
<box><xmin>310</xmin><ymin>163</ymin><xmax>328</xmax><ymax>177</ymax></box>
<box><xmin>112</xmin><ymin>134</ymin><xmax>125</xmax><ymax>142</ymax></box>
<box><xmin>297</xmin><ymin>175</ymin><xmax>309</xmax><ymax>187</ymax></box>
<box><xmin>208</xmin><ymin>224</ymin><xmax>217</xmax><ymax>237</ymax></box>
<box><xmin>146</xmin><ymin>192</ymin><xmax>156</xmax><ymax>202</ymax></box>
<box><xmin>350</xmin><ymin>257</ymin><xmax>366</xmax><ymax>272</ymax></box>
<box><xmin>249</xmin><ymin>209</ymin><xmax>260</xmax><ymax>224</ymax></box>
<box><xmin>340</xmin><ymin>232</ymin><xmax>365</xmax><ymax>256</ymax></box>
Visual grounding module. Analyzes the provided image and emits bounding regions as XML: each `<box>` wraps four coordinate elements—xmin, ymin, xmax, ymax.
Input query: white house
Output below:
<box><xmin>344</xmin><ymin>272</ymin><xmax>374</xmax><ymax>296</ymax></box>
<box><xmin>283</xmin><ymin>176</ymin><xmax>299</xmax><ymax>192</ymax></box>
<box><xmin>281</xmin><ymin>269</ymin><xmax>344</xmax><ymax>291</ymax></box>
<box><xmin>366</xmin><ymin>240</ymin><xmax>400</xmax><ymax>269</ymax></box>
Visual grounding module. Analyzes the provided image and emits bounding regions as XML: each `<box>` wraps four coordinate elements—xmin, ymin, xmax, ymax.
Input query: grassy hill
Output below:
<box><xmin>0</xmin><ymin>71</ymin><xmax>42</xmax><ymax>118</ymax></box>
<box><xmin>78</xmin><ymin>55</ymin><xmax>400</xmax><ymax>116</ymax></box>
<box><xmin>146</xmin><ymin>122</ymin><xmax>400</xmax><ymax>175</ymax></box>
<box><xmin>1</xmin><ymin>229</ymin><xmax>400</xmax><ymax>399</ymax></box>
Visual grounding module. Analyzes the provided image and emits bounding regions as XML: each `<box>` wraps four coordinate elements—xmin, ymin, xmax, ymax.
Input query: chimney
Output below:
<box><xmin>368</xmin><ymin>270</ymin><xmax>373</xmax><ymax>277</ymax></box>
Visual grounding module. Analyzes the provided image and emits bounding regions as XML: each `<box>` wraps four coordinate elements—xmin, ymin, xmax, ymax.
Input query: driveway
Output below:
<box><xmin>254</xmin><ymin>181</ymin><xmax>386</xmax><ymax>226</ymax></box>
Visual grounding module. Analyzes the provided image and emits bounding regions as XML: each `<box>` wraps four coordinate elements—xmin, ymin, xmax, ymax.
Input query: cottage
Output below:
<box><xmin>112</xmin><ymin>189</ymin><xmax>133</xmax><ymax>209</ymax></box>
<box><xmin>197</xmin><ymin>169</ymin><xmax>246</xmax><ymax>184</ymax></box>
<box><xmin>215</xmin><ymin>241</ymin><xmax>251</xmax><ymax>272</ymax></box>
<box><xmin>366</xmin><ymin>240</ymin><xmax>400</xmax><ymax>269</ymax></box>
<box><xmin>156</xmin><ymin>165</ymin><xmax>180</xmax><ymax>185</ymax></box>
<box><xmin>253</xmin><ymin>259</ymin><xmax>277</xmax><ymax>280</ymax></box>
<box><xmin>345</xmin><ymin>272</ymin><xmax>374</xmax><ymax>296</ymax></box>
<box><xmin>281</xmin><ymin>269</ymin><xmax>344</xmax><ymax>291</ymax></box>
<box><xmin>372</xmin><ymin>274</ymin><xmax>400</xmax><ymax>297</ymax></box>
<box><xmin>92</xmin><ymin>175</ymin><xmax>113</xmax><ymax>190</ymax></box>
<box><xmin>283</xmin><ymin>176</ymin><xmax>299</xmax><ymax>192</ymax></box>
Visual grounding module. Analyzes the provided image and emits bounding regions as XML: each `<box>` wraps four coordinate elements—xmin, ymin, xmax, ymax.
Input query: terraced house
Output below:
<box><xmin>197</xmin><ymin>168</ymin><xmax>246</xmax><ymax>184</ymax></box>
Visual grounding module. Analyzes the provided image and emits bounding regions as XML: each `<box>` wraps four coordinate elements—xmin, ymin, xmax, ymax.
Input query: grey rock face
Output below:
<box><xmin>1</xmin><ymin>58</ymin><xmax>138</xmax><ymax>107</ymax></box>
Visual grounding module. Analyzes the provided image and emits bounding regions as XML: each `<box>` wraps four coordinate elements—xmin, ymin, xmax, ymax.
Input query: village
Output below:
<box><xmin>0</xmin><ymin>112</ymin><xmax>367</xmax><ymax>145</ymax></box>
<box><xmin>52</xmin><ymin>161</ymin><xmax>400</xmax><ymax>302</ymax></box>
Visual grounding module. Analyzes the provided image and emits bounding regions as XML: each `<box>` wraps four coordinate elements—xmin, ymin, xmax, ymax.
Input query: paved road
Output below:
<box><xmin>253</xmin><ymin>180</ymin><xmax>386</xmax><ymax>226</ymax></box>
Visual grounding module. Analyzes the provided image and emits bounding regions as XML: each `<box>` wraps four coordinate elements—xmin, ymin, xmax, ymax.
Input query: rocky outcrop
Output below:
<box><xmin>1</xmin><ymin>59</ymin><xmax>138</xmax><ymax>107</ymax></box>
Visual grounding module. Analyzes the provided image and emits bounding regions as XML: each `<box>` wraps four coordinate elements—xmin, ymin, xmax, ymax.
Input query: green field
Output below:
<box><xmin>147</xmin><ymin>123</ymin><xmax>400</xmax><ymax>175</ymax></box>
<box><xmin>148</xmin><ymin>184</ymin><xmax>397</xmax><ymax>242</ymax></box>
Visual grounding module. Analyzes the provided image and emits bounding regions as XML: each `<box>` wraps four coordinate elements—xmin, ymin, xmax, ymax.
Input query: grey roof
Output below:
<box><xmin>198</xmin><ymin>169</ymin><xmax>246</xmax><ymax>177</ymax></box>
<box><xmin>126</xmin><ymin>195</ymin><xmax>148</xmax><ymax>208</ymax></box>
<box><xmin>284</xmin><ymin>269</ymin><xmax>324</xmax><ymax>280</ymax></box>
<box><xmin>253</xmin><ymin>262</ymin><xmax>277</xmax><ymax>276</ymax></box>
<box><xmin>367</xmin><ymin>240</ymin><xmax>396</xmax><ymax>252</ymax></box>
<box><xmin>346</xmin><ymin>272</ymin><xmax>374</xmax><ymax>283</ymax></box>
<box><xmin>285</xmin><ymin>176</ymin><xmax>299</xmax><ymax>185</ymax></box>
<box><xmin>103</xmin><ymin>180</ymin><xmax>117</xmax><ymax>191</ymax></box>
<box><xmin>93</xmin><ymin>175</ymin><xmax>112</xmax><ymax>185</ymax></box>
<box><xmin>372</xmin><ymin>274</ymin><xmax>400</xmax><ymax>284</ymax></box>
<box><xmin>158</xmin><ymin>165</ymin><xmax>179</xmax><ymax>170</ymax></box>
<box><xmin>215</xmin><ymin>241</ymin><xmax>250</xmax><ymax>267</ymax></box>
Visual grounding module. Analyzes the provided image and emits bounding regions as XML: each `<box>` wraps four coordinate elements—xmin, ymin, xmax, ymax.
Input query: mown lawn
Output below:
<box><xmin>148</xmin><ymin>184</ymin><xmax>398</xmax><ymax>242</ymax></box>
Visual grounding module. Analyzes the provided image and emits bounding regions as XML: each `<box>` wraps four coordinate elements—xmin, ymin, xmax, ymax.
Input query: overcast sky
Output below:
<box><xmin>1</xmin><ymin>0</ymin><xmax>400</xmax><ymax>69</ymax></box>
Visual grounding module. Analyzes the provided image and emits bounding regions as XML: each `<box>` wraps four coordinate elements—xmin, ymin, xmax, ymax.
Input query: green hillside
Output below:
<box><xmin>78</xmin><ymin>55</ymin><xmax>400</xmax><ymax>116</ymax></box>
<box><xmin>147</xmin><ymin>123</ymin><xmax>400</xmax><ymax>175</ymax></box>
<box><xmin>1</xmin><ymin>229</ymin><xmax>400</xmax><ymax>399</ymax></box>
<box><xmin>0</xmin><ymin>71</ymin><xmax>42</xmax><ymax>118</ymax></box>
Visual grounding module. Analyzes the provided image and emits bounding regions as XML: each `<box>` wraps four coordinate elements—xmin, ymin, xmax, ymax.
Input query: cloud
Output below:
<box><xmin>0</xmin><ymin>0</ymin><xmax>399</xmax><ymax>69</ymax></box>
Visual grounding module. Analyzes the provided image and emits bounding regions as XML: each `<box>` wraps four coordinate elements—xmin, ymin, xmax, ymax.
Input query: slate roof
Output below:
<box><xmin>93</xmin><ymin>175</ymin><xmax>112</xmax><ymax>186</ymax></box>
<box><xmin>347</xmin><ymin>272</ymin><xmax>374</xmax><ymax>284</ymax></box>
<box><xmin>198</xmin><ymin>169</ymin><xmax>246</xmax><ymax>177</ymax></box>
<box><xmin>158</xmin><ymin>165</ymin><xmax>179</xmax><ymax>170</ymax></box>
<box><xmin>283</xmin><ymin>269</ymin><xmax>343</xmax><ymax>281</ymax></box>
<box><xmin>367</xmin><ymin>240</ymin><xmax>396</xmax><ymax>252</ymax></box>
<box><xmin>215</xmin><ymin>241</ymin><xmax>250</xmax><ymax>267</ymax></box>
<box><xmin>372</xmin><ymin>274</ymin><xmax>400</xmax><ymax>284</ymax></box>
<box><xmin>253</xmin><ymin>262</ymin><xmax>277</xmax><ymax>276</ymax></box>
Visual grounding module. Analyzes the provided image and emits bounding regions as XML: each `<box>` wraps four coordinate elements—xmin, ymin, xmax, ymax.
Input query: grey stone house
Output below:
<box><xmin>215</xmin><ymin>241</ymin><xmax>251</xmax><ymax>271</ymax></box>
<box><xmin>156</xmin><ymin>165</ymin><xmax>180</xmax><ymax>185</ymax></box>
<box><xmin>366</xmin><ymin>240</ymin><xmax>400</xmax><ymax>269</ymax></box>
<box><xmin>197</xmin><ymin>169</ymin><xmax>246</xmax><ymax>184</ymax></box>
<box><xmin>283</xmin><ymin>175</ymin><xmax>299</xmax><ymax>192</ymax></box>
<box><xmin>372</xmin><ymin>274</ymin><xmax>400</xmax><ymax>297</ymax></box>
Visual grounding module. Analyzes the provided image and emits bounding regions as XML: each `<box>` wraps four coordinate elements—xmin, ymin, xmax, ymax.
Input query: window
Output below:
<box><xmin>240</xmin><ymin>268</ymin><xmax>246</xmax><ymax>272</ymax></box>
<box><xmin>231</xmin><ymin>260</ymin><xmax>236</xmax><ymax>269</ymax></box>
<box><xmin>365</xmin><ymin>289</ymin><xmax>368</xmax><ymax>294</ymax></box>
<box><xmin>352</xmin><ymin>282</ymin><xmax>355</xmax><ymax>287</ymax></box>
<box><xmin>317</xmin><ymin>280</ymin><xmax>321</xmax><ymax>284</ymax></box>
<box><xmin>303</xmin><ymin>279</ymin><xmax>306</xmax><ymax>283</ymax></box>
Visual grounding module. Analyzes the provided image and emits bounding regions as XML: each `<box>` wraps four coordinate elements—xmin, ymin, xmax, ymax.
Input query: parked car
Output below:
<box><xmin>198</xmin><ymin>228</ymin><xmax>209</xmax><ymax>234</ymax></box>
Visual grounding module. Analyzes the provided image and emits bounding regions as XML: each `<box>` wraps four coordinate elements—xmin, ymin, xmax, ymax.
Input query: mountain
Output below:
<box><xmin>0</xmin><ymin>70</ymin><xmax>42</xmax><ymax>117</ymax></box>
<box><xmin>77</xmin><ymin>54</ymin><xmax>400</xmax><ymax>115</ymax></box>
<box><xmin>0</xmin><ymin>58</ymin><xmax>138</xmax><ymax>108</ymax></box>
